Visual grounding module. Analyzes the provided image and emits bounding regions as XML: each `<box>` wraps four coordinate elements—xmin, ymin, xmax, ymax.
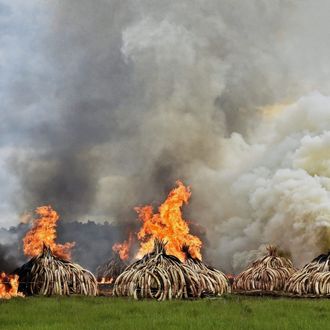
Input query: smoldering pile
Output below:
<box><xmin>96</xmin><ymin>251</ymin><xmax>127</xmax><ymax>283</ymax></box>
<box><xmin>285</xmin><ymin>251</ymin><xmax>330</xmax><ymax>296</ymax></box>
<box><xmin>233</xmin><ymin>246</ymin><xmax>296</xmax><ymax>294</ymax></box>
<box><xmin>96</xmin><ymin>252</ymin><xmax>127</xmax><ymax>296</ymax></box>
<box><xmin>182</xmin><ymin>245</ymin><xmax>229</xmax><ymax>296</ymax></box>
<box><xmin>14</xmin><ymin>244</ymin><xmax>97</xmax><ymax>296</ymax></box>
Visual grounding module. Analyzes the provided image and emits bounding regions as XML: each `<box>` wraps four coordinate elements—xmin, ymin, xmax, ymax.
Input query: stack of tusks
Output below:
<box><xmin>113</xmin><ymin>239</ymin><xmax>228</xmax><ymax>301</ymax></box>
<box><xmin>182</xmin><ymin>245</ymin><xmax>228</xmax><ymax>296</ymax></box>
<box><xmin>96</xmin><ymin>252</ymin><xmax>127</xmax><ymax>282</ymax></box>
<box><xmin>14</xmin><ymin>244</ymin><xmax>98</xmax><ymax>296</ymax></box>
<box><xmin>233</xmin><ymin>246</ymin><xmax>296</xmax><ymax>292</ymax></box>
<box><xmin>285</xmin><ymin>251</ymin><xmax>330</xmax><ymax>295</ymax></box>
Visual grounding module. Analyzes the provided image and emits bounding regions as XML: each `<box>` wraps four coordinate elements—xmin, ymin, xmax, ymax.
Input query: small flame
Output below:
<box><xmin>112</xmin><ymin>233</ymin><xmax>133</xmax><ymax>261</ymax></box>
<box><xmin>23</xmin><ymin>205</ymin><xmax>75</xmax><ymax>260</ymax></box>
<box><xmin>135</xmin><ymin>180</ymin><xmax>202</xmax><ymax>261</ymax></box>
<box><xmin>0</xmin><ymin>273</ymin><xmax>24</xmax><ymax>299</ymax></box>
<box><xmin>99</xmin><ymin>277</ymin><xmax>113</xmax><ymax>284</ymax></box>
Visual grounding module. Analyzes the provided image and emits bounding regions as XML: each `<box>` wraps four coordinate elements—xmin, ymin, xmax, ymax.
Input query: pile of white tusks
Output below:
<box><xmin>14</xmin><ymin>244</ymin><xmax>98</xmax><ymax>296</ymax></box>
<box><xmin>13</xmin><ymin>241</ymin><xmax>330</xmax><ymax>300</ymax></box>
<box><xmin>113</xmin><ymin>240</ymin><xmax>229</xmax><ymax>301</ymax></box>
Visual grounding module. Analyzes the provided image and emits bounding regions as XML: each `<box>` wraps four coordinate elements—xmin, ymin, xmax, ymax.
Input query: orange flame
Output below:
<box><xmin>0</xmin><ymin>273</ymin><xmax>24</xmax><ymax>299</ymax></box>
<box><xmin>112</xmin><ymin>233</ymin><xmax>133</xmax><ymax>261</ymax></box>
<box><xmin>135</xmin><ymin>180</ymin><xmax>202</xmax><ymax>261</ymax></box>
<box><xmin>23</xmin><ymin>205</ymin><xmax>75</xmax><ymax>260</ymax></box>
<box><xmin>100</xmin><ymin>277</ymin><xmax>113</xmax><ymax>284</ymax></box>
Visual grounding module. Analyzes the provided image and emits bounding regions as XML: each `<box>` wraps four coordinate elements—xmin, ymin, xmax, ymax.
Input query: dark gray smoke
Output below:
<box><xmin>0</xmin><ymin>221</ymin><xmax>131</xmax><ymax>272</ymax></box>
<box><xmin>4</xmin><ymin>1</ymin><xmax>290</xmax><ymax>220</ymax></box>
<box><xmin>0</xmin><ymin>224</ymin><xmax>27</xmax><ymax>272</ymax></box>
<box><xmin>3</xmin><ymin>1</ymin><xmax>330</xmax><ymax>271</ymax></box>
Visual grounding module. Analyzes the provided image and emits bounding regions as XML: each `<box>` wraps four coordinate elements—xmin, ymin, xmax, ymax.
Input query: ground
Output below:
<box><xmin>0</xmin><ymin>295</ymin><xmax>329</xmax><ymax>329</ymax></box>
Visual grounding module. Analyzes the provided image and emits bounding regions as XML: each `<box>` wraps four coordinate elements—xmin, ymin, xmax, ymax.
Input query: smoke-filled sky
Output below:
<box><xmin>2</xmin><ymin>0</ymin><xmax>330</xmax><ymax>271</ymax></box>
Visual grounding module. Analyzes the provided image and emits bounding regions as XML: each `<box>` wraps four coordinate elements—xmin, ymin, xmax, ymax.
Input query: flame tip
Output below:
<box><xmin>23</xmin><ymin>205</ymin><xmax>74</xmax><ymax>261</ymax></box>
<box><xmin>135</xmin><ymin>181</ymin><xmax>202</xmax><ymax>261</ymax></box>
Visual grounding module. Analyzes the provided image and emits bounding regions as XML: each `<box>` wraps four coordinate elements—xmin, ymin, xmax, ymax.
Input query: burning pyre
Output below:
<box><xmin>96</xmin><ymin>235</ymin><xmax>132</xmax><ymax>283</ymax></box>
<box><xmin>182</xmin><ymin>245</ymin><xmax>229</xmax><ymax>296</ymax></box>
<box><xmin>135</xmin><ymin>180</ymin><xmax>202</xmax><ymax>261</ymax></box>
<box><xmin>113</xmin><ymin>239</ymin><xmax>203</xmax><ymax>300</ymax></box>
<box><xmin>15</xmin><ymin>205</ymin><xmax>97</xmax><ymax>296</ymax></box>
<box><xmin>15</xmin><ymin>244</ymin><xmax>97</xmax><ymax>296</ymax></box>
<box><xmin>233</xmin><ymin>246</ymin><xmax>296</xmax><ymax>293</ymax></box>
<box><xmin>0</xmin><ymin>273</ymin><xmax>24</xmax><ymax>299</ymax></box>
<box><xmin>113</xmin><ymin>181</ymin><xmax>230</xmax><ymax>300</ymax></box>
<box><xmin>285</xmin><ymin>251</ymin><xmax>330</xmax><ymax>296</ymax></box>
<box><xmin>23</xmin><ymin>205</ymin><xmax>74</xmax><ymax>260</ymax></box>
<box><xmin>96</xmin><ymin>253</ymin><xmax>127</xmax><ymax>284</ymax></box>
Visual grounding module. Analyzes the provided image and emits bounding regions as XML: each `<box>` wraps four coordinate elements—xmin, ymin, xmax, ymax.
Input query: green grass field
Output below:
<box><xmin>0</xmin><ymin>295</ymin><xmax>329</xmax><ymax>330</ymax></box>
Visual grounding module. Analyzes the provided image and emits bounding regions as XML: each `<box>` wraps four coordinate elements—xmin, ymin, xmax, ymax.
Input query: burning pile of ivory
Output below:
<box><xmin>182</xmin><ymin>245</ymin><xmax>229</xmax><ymax>296</ymax></box>
<box><xmin>96</xmin><ymin>252</ymin><xmax>127</xmax><ymax>283</ymax></box>
<box><xmin>285</xmin><ymin>251</ymin><xmax>330</xmax><ymax>296</ymax></box>
<box><xmin>233</xmin><ymin>246</ymin><xmax>296</xmax><ymax>292</ymax></box>
<box><xmin>113</xmin><ymin>239</ymin><xmax>201</xmax><ymax>301</ymax></box>
<box><xmin>15</xmin><ymin>244</ymin><xmax>98</xmax><ymax>296</ymax></box>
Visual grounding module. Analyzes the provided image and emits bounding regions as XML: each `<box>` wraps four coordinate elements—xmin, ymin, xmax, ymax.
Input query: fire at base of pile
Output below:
<box><xmin>96</xmin><ymin>253</ymin><xmax>127</xmax><ymax>283</ymax></box>
<box><xmin>15</xmin><ymin>245</ymin><xmax>98</xmax><ymax>296</ymax></box>
<box><xmin>0</xmin><ymin>273</ymin><xmax>24</xmax><ymax>299</ymax></box>
<box><xmin>113</xmin><ymin>240</ymin><xmax>228</xmax><ymax>300</ymax></box>
<box><xmin>285</xmin><ymin>252</ymin><xmax>330</xmax><ymax>296</ymax></box>
<box><xmin>182</xmin><ymin>245</ymin><xmax>229</xmax><ymax>296</ymax></box>
<box><xmin>233</xmin><ymin>246</ymin><xmax>296</xmax><ymax>294</ymax></box>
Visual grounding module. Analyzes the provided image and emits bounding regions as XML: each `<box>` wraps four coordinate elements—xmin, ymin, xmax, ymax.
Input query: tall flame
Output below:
<box><xmin>112</xmin><ymin>233</ymin><xmax>133</xmax><ymax>261</ymax></box>
<box><xmin>0</xmin><ymin>273</ymin><xmax>24</xmax><ymax>299</ymax></box>
<box><xmin>136</xmin><ymin>180</ymin><xmax>202</xmax><ymax>261</ymax></box>
<box><xmin>23</xmin><ymin>205</ymin><xmax>75</xmax><ymax>260</ymax></box>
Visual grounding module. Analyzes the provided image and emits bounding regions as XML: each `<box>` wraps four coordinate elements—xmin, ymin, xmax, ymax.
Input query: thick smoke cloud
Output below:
<box><xmin>210</xmin><ymin>93</ymin><xmax>330</xmax><ymax>271</ymax></box>
<box><xmin>2</xmin><ymin>1</ymin><xmax>330</xmax><ymax>272</ymax></box>
<box><xmin>0</xmin><ymin>227</ymin><xmax>24</xmax><ymax>272</ymax></box>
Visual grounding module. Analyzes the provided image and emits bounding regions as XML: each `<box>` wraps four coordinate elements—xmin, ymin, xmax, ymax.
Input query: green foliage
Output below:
<box><xmin>0</xmin><ymin>295</ymin><xmax>330</xmax><ymax>330</ymax></box>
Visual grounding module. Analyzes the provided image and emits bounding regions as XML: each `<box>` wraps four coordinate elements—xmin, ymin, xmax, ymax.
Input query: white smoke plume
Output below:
<box><xmin>2</xmin><ymin>1</ymin><xmax>330</xmax><ymax>271</ymax></box>
<box><xmin>203</xmin><ymin>93</ymin><xmax>330</xmax><ymax>271</ymax></box>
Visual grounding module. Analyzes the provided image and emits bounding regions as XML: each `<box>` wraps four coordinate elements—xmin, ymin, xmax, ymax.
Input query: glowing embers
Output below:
<box><xmin>136</xmin><ymin>180</ymin><xmax>202</xmax><ymax>262</ymax></box>
<box><xmin>23</xmin><ymin>206</ymin><xmax>74</xmax><ymax>260</ymax></box>
<box><xmin>233</xmin><ymin>246</ymin><xmax>296</xmax><ymax>293</ymax></box>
